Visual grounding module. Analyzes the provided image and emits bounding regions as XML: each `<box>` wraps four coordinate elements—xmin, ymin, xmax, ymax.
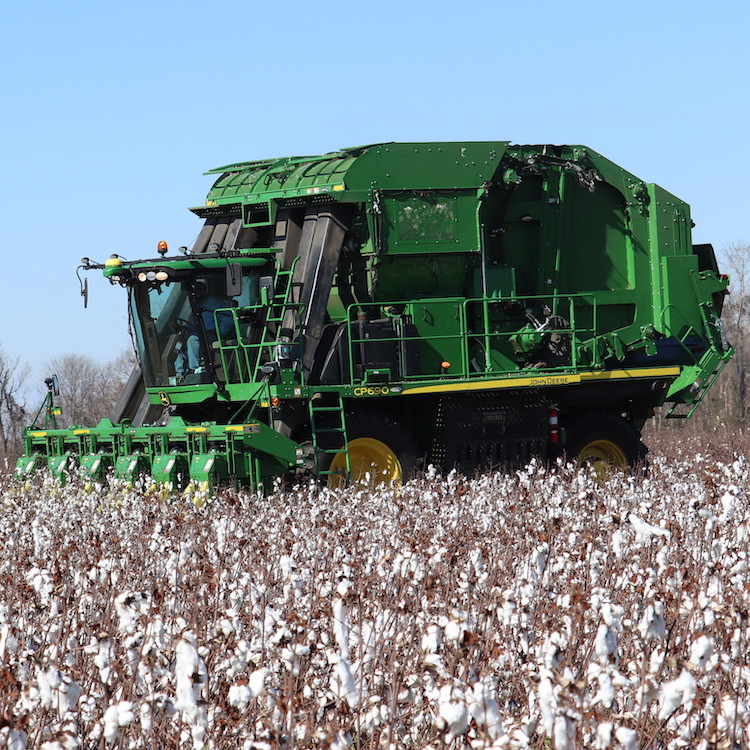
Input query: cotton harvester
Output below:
<box><xmin>17</xmin><ymin>142</ymin><xmax>733</xmax><ymax>490</ymax></box>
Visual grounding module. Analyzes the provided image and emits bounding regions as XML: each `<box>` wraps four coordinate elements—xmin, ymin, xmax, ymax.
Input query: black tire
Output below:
<box><xmin>323</xmin><ymin>412</ymin><xmax>420</xmax><ymax>487</ymax></box>
<box><xmin>566</xmin><ymin>414</ymin><xmax>647</xmax><ymax>472</ymax></box>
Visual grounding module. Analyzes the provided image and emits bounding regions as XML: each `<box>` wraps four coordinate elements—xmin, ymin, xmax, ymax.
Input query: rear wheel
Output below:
<box><xmin>325</xmin><ymin>413</ymin><xmax>419</xmax><ymax>488</ymax></box>
<box><xmin>566</xmin><ymin>415</ymin><xmax>646</xmax><ymax>477</ymax></box>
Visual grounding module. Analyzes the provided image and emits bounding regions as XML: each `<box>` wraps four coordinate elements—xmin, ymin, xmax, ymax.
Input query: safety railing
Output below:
<box><xmin>211</xmin><ymin>288</ymin><xmax>703</xmax><ymax>390</ymax></box>
<box><xmin>339</xmin><ymin>293</ymin><xmax>607</xmax><ymax>385</ymax></box>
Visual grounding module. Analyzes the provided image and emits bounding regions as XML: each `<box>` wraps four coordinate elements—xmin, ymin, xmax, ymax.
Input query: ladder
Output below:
<box><xmin>248</xmin><ymin>266</ymin><xmax>302</xmax><ymax>383</ymax></box>
<box><xmin>309</xmin><ymin>393</ymin><xmax>350</xmax><ymax>484</ymax></box>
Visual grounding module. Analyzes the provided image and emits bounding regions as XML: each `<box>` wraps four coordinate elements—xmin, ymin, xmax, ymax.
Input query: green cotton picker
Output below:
<box><xmin>17</xmin><ymin>142</ymin><xmax>733</xmax><ymax>491</ymax></box>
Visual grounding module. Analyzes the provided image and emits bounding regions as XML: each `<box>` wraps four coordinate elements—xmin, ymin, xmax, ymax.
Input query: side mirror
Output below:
<box><xmin>226</xmin><ymin>263</ymin><xmax>243</xmax><ymax>297</ymax></box>
<box><xmin>259</xmin><ymin>276</ymin><xmax>275</xmax><ymax>306</ymax></box>
<box><xmin>44</xmin><ymin>374</ymin><xmax>60</xmax><ymax>396</ymax></box>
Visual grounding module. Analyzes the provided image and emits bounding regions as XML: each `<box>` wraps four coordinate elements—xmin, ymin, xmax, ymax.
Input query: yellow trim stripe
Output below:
<box><xmin>73</xmin><ymin>429</ymin><xmax>91</xmax><ymax>435</ymax></box>
<box><xmin>186</xmin><ymin>426</ymin><xmax>207</xmax><ymax>433</ymax></box>
<box><xmin>401</xmin><ymin>367</ymin><xmax>680</xmax><ymax>396</ymax></box>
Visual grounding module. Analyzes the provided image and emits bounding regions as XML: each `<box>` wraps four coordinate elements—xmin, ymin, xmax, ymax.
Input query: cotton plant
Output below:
<box><xmin>2</xmin><ymin>436</ymin><xmax>750</xmax><ymax>746</ymax></box>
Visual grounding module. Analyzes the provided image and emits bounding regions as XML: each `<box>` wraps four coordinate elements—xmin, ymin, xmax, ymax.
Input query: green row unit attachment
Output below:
<box><xmin>18</xmin><ymin>415</ymin><xmax>305</xmax><ymax>491</ymax></box>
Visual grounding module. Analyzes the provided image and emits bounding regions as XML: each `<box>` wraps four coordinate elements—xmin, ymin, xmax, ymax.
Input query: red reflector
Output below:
<box><xmin>548</xmin><ymin>407</ymin><xmax>560</xmax><ymax>444</ymax></box>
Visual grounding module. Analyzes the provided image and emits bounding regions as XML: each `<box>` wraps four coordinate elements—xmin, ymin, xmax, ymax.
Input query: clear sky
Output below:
<box><xmin>2</xmin><ymin>0</ymin><xmax>749</xmax><ymax>390</ymax></box>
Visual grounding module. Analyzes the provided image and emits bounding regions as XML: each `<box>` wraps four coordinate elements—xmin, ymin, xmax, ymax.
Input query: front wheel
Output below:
<box><xmin>325</xmin><ymin>413</ymin><xmax>420</xmax><ymax>488</ymax></box>
<box><xmin>566</xmin><ymin>415</ymin><xmax>646</xmax><ymax>476</ymax></box>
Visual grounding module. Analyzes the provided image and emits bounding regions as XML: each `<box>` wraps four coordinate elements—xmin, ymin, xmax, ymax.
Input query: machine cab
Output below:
<box><xmin>115</xmin><ymin>256</ymin><xmax>275</xmax><ymax>388</ymax></box>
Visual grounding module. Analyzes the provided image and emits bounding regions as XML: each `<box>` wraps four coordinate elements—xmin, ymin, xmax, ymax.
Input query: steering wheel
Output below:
<box><xmin>172</xmin><ymin>317</ymin><xmax>192</xmax><ymax>333</ymax></box>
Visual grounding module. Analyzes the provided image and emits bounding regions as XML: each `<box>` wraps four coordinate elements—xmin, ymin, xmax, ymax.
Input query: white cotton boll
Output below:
<box><xmin>601</xmin><ymin>603</ymin><xmax>625</xmax><ymax>631</ymax></box>
<box><xmin>190</xmin><ymin>703</ymin><xmax>208</xmax><ymax>748</ymax></box>
<box><xmin>444</xmin><ymin>619</ymin><xmax>464</xmax><ymax>645</ymax></box>
<box><xmin>140</xmin><ymin>702</ymin><xmax>152</xmax><ymax>734</ymax></box>
<box><xmin>174</xmin><ymin>632</ymin><xmax>207</xmax><ymax>722</ymax></box>
<box><xmin>281</xmin><ymin>643</ymin><xmax>310</xmax><ymax>675</ymax></box>
<box><xmin>332</xmin><ymin>598</ymin><xmax>349</xmax><ymax>659</ymax></box>
<box><xmin>329</xmin><ymin>731</ymin><xmax>352</xmax><ymax>750</ymax></box>
<box><xmin>468</xmin><ymin>681</ymin><xmax>505</xmax><ymax>740</ymax></box>
<box><xmin>423</xmin><ymin>652</ymin><xmax>450</xmax><ymax>678</ymax></box>
<box><xmin>719</xmin><ymin>491</ymin><xmax>736</xmax><ymax>523</ymax></box>
<box><xmin>57</xmin><ymin>677</ymin><xmax>82</xmax><ymax>718</ymax></box>
<box><xmin>38</xmin><ymin>666</ymin><xmax>61</xmax><ymax>709</ymax></box>
<box><xmin>646</xmin><ymin>648</ymin><xmax>666</xmax><ymax>677</ymax></box>
<box><xmin>0</xmin><ymin>624</ymin><xmax>18</xmax><ymax>659</ymax></box>
<box><xmin>718</xmin><ymin>695</ymin><xmax>748</xmax><ymax>732</ymax></box>
<box><xmin>639</xmin><ymin>601</ymin><xmax>666</xmax><ymax>641</ymax></box>
<box><xmin>94</xmin><ymin>636</ymin><xmax>114</xmax><ymax>685</ymax></box>
<box><xmin>437</xmin><ymin>684</ymin><xmax>469</xmax><ymax>740</ymax></box>
<box><xmin>629</xmin><ymin>514</ymin><xmax>671</xmax><ymax>543</ymax></box>
<box><xmin>537</xmin><ymin>674</ymin><xmax>556</xmax><ymax>737</ymax></box>
<box><xmin>614</xmin><ymin>726</ymin><xmax>637</xmax><ymax>749</ymax></box>
<box><xmin>592</xmin><ymin>669</ymin><xmax>615</xmax><ymax>708</ymax></box>
<box><xmin>421</xmin><ymin>623</ymin><xmax>442</xmax><ymax>653</ymax></box>
<box><xmin>737</xmin><ymin>522</ymin><xmax>750</xmax><ymax>544</ymax></box>
<box><xmin>116</xmin><ymin>701</ymin><xmax>135</xmax><ymax>726</ymax></box>
<box><xmin>469</xmin><ymin>548</ymin><xmax>486</xmax><ymax>576</ymax></box>
<box><xmin>0</xmin><ymin>728</ymin><xmax>27</xmax><ymax>750</ymax></box>
<box><xmin>596</xmin><ymin>722</ymin><xmax>613</xmax><ymax>748</ymax></box>
<box><xmin>658</xmin><ymin>669</ymin><xmax>696</xmax><ymax>721</ymax></box>
<box><xmin>553</xmin><ymin>715</ymin><xmax>574</xmax><ymax>750</ymax></box>
<box><xmin>530</xmin><ymin>543</ymin><xmax>549</xmax><ymax>580</ymax></box>
<box><xmin>611</xmin><ymin>529</ymin><xmax>625</xmax><ymax>559</ymax></box>
<box><xmin>690</xmin><ymin>634</ymin><xmax>714</xmax><ymax>671</ymax></box>
<box><xmin>279</xmin><ymin>555</ymin><xmax>296</xmax><ymax>577</ymax></box>
<box><xmin>333</xmin><ymin>656</ymin><xmax>359</xmax><ymax>708</ymax></box>
<box><xmin>228</xmin><ymin>684</ymin><xmax>252</xmax><ymax>712</ymax></box>
<box><xmin>79</xmin><ymin>694</ymin><xmax>97</xmax><ymax>723</ymax></box>
<box><xmin>27</xmin><ymin>567</ymin><xmax>53</xmax><ymax>607</ymax></box>
<box><xmin>114</xmin><ymin>592</ymin><xmax>149</xmax><ymax>634</ymax></box>
<box><xmin>103</xmin><ymin>705</ymin><xmax>120</xmax><ymax>744</ymax></box>
<box><xmin>248</xmin><ymin>668</ymin><xmax>267</xmax><ymax>698</ymax></box>
<box><xmin>218</xmin><ymin>618</ymin><xmax>235</xmax><ymax>636</ymax></box>
<box><xmin>542</xmin><ymin>631</ymin><xmax>567</xmax><ymax>670</ymax></box>
<box><xmin>594</xmin><ymin>624</ymin><xmax>617</xmax><ymax>664</ymax></box>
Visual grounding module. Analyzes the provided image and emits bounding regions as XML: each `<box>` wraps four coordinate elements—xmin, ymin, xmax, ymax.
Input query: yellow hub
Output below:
<box><xmin>328</xmin><ymin>437</ymin><xmax>403</xmax><ymax>488</ymax></box>
<box><xmin>576</xmin><ymin>439</ymin><xmax>628</xmax><ymax>479</ymax></box>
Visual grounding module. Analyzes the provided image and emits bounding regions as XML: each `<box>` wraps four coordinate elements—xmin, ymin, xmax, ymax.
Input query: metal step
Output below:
<box><xmin>309</xmin><ymin>394</ymin><xmax>349</xmax><ymax>480</ymax></box>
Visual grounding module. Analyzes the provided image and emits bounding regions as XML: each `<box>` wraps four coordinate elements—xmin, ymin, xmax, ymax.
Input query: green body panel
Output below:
<box><xmin>202</xmin><ymin>142</ymin><xmax>510</xmax><ymax>207</ymax></box>
<box><xmin>20</xmin><ymin>142</ymin><xmax>732</xmax><ymax>488</ymax></box>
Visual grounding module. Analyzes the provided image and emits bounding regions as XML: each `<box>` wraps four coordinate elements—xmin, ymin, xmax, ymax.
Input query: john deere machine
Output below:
<box><xmin>18</xmin><ymin>142</ymin><xmax>732</xmax><ymax>490</ymax></box>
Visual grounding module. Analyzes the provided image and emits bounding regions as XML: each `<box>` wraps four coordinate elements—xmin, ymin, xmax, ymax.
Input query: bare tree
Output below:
<box><xmin>45</xmin><ymin>349</ymin><xmax>135</xmax><ymax>427</ymax></box>
<box><xmin>0</xmin><ymin>344</ymin><xmax>28</xmax><ymax>460</ymax></box>
<box><xmin>713</xmin><ymin>242</ymin><xmax>750</xmax><ymax>424</ymax></box>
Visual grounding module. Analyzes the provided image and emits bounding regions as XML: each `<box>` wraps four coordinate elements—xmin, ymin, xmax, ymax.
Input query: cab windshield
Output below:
<box><xmin>129</xmin><ymin>267</ymin><xmax>267</xmax><ymax>387</ymax></box>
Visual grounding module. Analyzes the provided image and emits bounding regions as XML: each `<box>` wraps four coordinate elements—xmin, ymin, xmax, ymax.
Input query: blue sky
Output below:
<box><xmin>2</xmin><ymin>0</ymin><xmax>749</xmax><ymax>387</ymax></box>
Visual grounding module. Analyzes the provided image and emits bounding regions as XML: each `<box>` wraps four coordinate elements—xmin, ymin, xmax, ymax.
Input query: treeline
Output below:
<box><xmin>0</xmin><ymin>348</ymin><xmax>135</xmax><ymax>463</ymax></box>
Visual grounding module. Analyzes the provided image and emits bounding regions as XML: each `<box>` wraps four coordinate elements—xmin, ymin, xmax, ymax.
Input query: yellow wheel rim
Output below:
<box><xmin>328</xmin><ymin>438</ymin><xmax>403</xmax><ymax>488</ymax></box>
<box><xmin>576</xmin><ymin>439</ymin><xmax>628</xmax><ymax>479</ymax></box>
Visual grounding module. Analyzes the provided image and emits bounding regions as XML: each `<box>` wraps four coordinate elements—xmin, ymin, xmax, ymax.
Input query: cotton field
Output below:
<box><xmin>2</xmin><ymin>432</ymin><xmax>750</xmax><ymax>749</ymax></box>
